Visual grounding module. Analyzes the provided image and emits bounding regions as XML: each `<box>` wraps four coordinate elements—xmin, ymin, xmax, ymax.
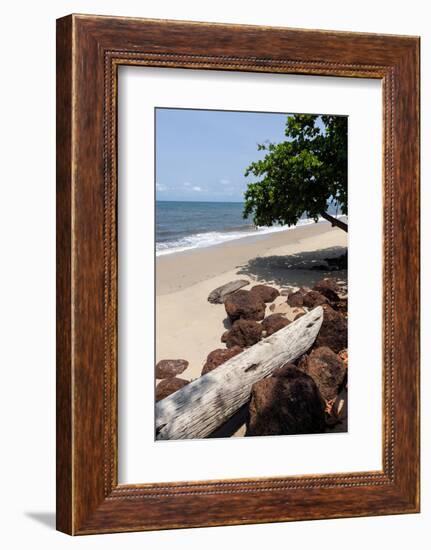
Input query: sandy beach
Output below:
<box><xmin>156</xmin><ymin>220</ymin><xmax>348</xmax><ymax>382</ymax></box>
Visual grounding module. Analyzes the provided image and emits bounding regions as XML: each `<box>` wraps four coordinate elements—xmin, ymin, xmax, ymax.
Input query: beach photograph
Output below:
<box><xmin>154</xmin><ymin>108</ymin><xmax>348</xmax><ymax>440</ymax></box>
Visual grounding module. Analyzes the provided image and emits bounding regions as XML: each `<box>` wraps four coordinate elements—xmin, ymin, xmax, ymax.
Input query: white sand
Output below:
<box><xmin>156</xmin><ymin>221</ymin><xmax>347</xmax><ymax>381</ymax></box>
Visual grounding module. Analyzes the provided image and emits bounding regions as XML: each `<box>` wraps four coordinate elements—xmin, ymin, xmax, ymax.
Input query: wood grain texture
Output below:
<box><xmin>56</xmin><ymin>16</ymin><xmax>73</xmax><ymax>535</ymax></box>
<box><xmin>56</xmin><ymin>14</ymin><xmax>420</xmax><ymax>535</ymax></box>
<box><xmin>156</xmin><ymin>307</ymin><xmax>323</xmax><ymax>440</ymax></box>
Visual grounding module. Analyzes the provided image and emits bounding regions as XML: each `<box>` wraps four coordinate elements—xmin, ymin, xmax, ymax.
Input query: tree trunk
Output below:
<box><xmin>320</xmin><ymin>211</ymin><xmax>348</xmax><ymax>232</ymax></box>
<box><xmin>155</xmin><ymin>307</ymin><xmax>324</xmax><ymax>440</ymax></box>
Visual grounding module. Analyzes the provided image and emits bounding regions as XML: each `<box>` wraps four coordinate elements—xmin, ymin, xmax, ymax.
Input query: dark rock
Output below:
<box><xmin>155</xmin><ymin>359</ymin><xmax>188</xmax><ymax>379</ymax></box>
<box><xmin>287</xmin><ymin>291</ymin><xmax>304</xmax><ymax>307</ymax></box>
<box><xmin>271</xmin><ymin>363</ymin><xmax>297</xmax><ymax>377</ymax></box>
<box><xmin>314</xmin><ymin>304</ymin><xmax>348</xmax><ymax>353</ymax></box>
<box><xmin>314</xmin><ymin>277</ymin><xmax>339</xmax><ymax>291</ymax></box>
<box><xmin>222</xmin><ymin>319</ymin><xmax>263</xmax><ymax>348</ymax></box>
<box><xmin>303</xmin><ymin>290</ymin><xmax>328</xmax><ymax>308</ymax></box>
<box><xmin>201</xmin><ymin>346</ymin><xmax>243</xmax><ymax>375</ymax></box>
<box><xmin>155</xmin><ymin>377</ymin><xmax>189</xmax><ymax>401</ymax></box>
<box><xmin>250</xmin><ymin>284</ymin><xmax>280</xmax><ymax>303</ymax></box>
<box><xmin>261</xmin><ymin>314</ymin><xmax>290</xmax><ymax>336</ymax></box>
<box><xmin>207</xmin><ymin>279</ymin><xmax>250</xmax><ymax>304</ymax></box>
<box><xmin>299</xmin><ymin>346</ymin><xmax>346</xmax><ymax>401</ymax></box>
<box><xmin>247</xmin><ymin>366</ymin><xmax>326</xmax><ymax>436</ymax></box>
<box><xmin>224</xmin><ymin>290</ymin><xmax>266</xmax><ymax>322</ymax></box>
<box><xmin>332</xmin><ymin>297</ymin><xmax>348</xmax><ymax>316</ymax></box>
<box><xmin>313</xmin><ymin>278</ymin><xmax>340</xmax><ymax>302</ymax></box>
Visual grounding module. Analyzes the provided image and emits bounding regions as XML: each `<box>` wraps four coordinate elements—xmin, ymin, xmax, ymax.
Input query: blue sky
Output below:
<box><xmin>155</xmin><ymin>108</ymin><xmax>291</xmax><ymax>203</ymax></box>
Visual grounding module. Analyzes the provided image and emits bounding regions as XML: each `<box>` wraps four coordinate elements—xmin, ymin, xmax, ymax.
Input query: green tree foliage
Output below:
<box><xmin>243</xmin><ymin>114</ymin><xmax>348</xmax><ymax>232</ymax></box>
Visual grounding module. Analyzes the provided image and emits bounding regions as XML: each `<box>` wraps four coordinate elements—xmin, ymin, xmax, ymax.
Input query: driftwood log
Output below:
<box><xmin>207</xmin><ymin>279</ymin><xmax>250</xmax><ymax>304</ymax></box>
<box><xmin>155</xmin><ymin>306</ymin><xmax>323</xmax><ymax>440</ymax></box>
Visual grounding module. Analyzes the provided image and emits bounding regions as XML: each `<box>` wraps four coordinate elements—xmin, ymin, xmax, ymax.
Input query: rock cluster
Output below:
<box><xmin>246</xmin><ymin>277</ymin><xmax>348</xmax><ymax>436</ymax></box>
<box><xmin>157</xmin><ymin>276</ymin><xmax>348</xmax><ymax>437</ymax></box>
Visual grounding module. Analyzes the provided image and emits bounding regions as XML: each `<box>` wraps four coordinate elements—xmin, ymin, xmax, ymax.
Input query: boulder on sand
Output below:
<box><xmin>207</xmin><ymin>279</ymin><xmax>250</xmax><ymax>304</ymax></box>
<box><xmin>261</xmin><ymin>313</ymin><xmax>290</xmax><ymax>336</ymax></box>
<box><xmin>302</xmin><ymin>290</ymin><xmax>328</xmax><ymax>308</ymax></box>
<box><xmin>155</xmin><ymin>377</ymin><xmax>189</xmax><ymax>401</ymax></box>
<box><xmin>313</xmin><ymin>278</ymin><xmax>341</xmax><ymax>302</ymax></box>
<box><xmin>222</xmin><ymin>319</ymin><xmax>263</xmax><ymax>348</ymax></box>
<box><xmin>250</xmin><ymin>284</ymin><xmax>280</xmax><ymax>303</ymax></box>
<box><xmin>298</xmin><ymin>346</ymin><xmax>346</xmax><ymax>401</ymax></box>
<box><xmin>201</xmin><ymin>346</ymin><xmax>243</xmax><ymax>375</ymax></box>
<box><xmin>224</xmin><ymin>289</ymin><xmax>266</xmax><ymax>322</ymax></box>
<box><xmin>247</xmin><ymin>366</ymin><xmax>326</xmax><ymax>436</ymax></box>
<box><xmin>314</xmin><ymin>304</ymin><xmax>348</xmax><ymax>353</ymax></box>
<box><xmin>287</xmin><ymin>291</ymin><xmax>304</xmax><ymax>307</ymax></box>
<box><xmin>155</xmin><ymin>359</ymin><xmax>189</xmax><ymax>379</ymax></box>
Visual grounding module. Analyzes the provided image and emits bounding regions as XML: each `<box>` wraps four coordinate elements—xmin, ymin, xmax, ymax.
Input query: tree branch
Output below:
<box><xmin>320</xmin><ymin>211</ymin><xmax>348</xmax><ymax>232</ymax></box>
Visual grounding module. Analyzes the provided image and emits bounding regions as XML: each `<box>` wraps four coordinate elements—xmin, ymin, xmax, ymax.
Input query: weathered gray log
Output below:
<box><xmin>207</xmin><ymin>279</ymin><xmax>250</xmax><ymax>304</ymax></box>
<box><xmin>155</xmin><ymin>306</ymin><xmax>323</xmax><ymax>440</ymax></box>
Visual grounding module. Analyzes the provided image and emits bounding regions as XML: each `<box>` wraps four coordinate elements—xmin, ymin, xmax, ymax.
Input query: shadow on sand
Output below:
<box><xmin>235</xmin><ymin>246</ymin><xmax>347</xmax><ymax>289</ymax></box>
<box><xmin>208</xmin><ymin>404</ymin><xmax>249</xmax><ymax>438</ymax></box>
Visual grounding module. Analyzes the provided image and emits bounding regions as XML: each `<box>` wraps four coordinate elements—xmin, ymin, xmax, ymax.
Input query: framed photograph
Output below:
<box><xmin>56</xmin><ymin>14</ymin><xmax>420</xmax><ymax>534</ymax></box>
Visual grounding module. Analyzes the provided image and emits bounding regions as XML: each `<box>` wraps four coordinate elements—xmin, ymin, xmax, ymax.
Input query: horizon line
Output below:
<box><xmin>156</xmin><ymin>199</ymin><xmax>245</xmax><ymax>204</ymax></box>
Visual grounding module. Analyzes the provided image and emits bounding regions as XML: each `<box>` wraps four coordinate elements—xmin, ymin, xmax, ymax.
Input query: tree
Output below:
<box><xmin>243</xmin><ymin>114</ymin><xmax>348</xmax><ymax>232</ymax></box>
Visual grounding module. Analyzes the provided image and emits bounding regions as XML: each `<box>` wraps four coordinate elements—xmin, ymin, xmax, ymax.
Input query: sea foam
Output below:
<box><xmin>156</xmin><ymin>216</ymin><xmax>337</xmax><ymax>256</ymax></box>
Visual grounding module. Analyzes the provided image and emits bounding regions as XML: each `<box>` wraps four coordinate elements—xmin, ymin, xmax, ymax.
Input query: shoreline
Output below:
<box><xmin>156</xmin><ymin>219</ymin><xmax>347</xmax><ymax>296</ymax></box>
<box><xmin>156</xmin><ymin>216</ymin><xmax>344</xmax><ymax>259</ymax></box>
<box><xmin>156</xmin><ymin>221</ymin><xmax>347</xmax><ymax>385</ymax></box>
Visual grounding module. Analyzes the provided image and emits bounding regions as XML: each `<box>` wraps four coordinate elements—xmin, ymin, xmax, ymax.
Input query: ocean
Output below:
<box><xmin>155</xmin><ymin>201</ymin><xmax>342</xmax><ymax>256</ymax></box>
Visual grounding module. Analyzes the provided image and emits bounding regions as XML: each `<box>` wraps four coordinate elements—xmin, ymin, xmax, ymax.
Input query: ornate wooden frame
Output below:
<box><xmin>56</xmin><ymin>14</ymin><xmax>420</xmax><ymax>535</ymax></box>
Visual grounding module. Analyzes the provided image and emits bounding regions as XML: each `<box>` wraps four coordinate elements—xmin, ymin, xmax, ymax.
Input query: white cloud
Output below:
<box><xmin>183</xmin><ymin>181</ymin><xmax>191</xmax><ymax>187</ymax></box>
<box><xmin>220</xmin><ymin>178</ymin><xmax>230</xmax><ymax>185</ymax></box>
<box><xmin>156</xmin><ymin>182</ymin><xmax>167</xmax><ymax>192</ymax></box>
<box><xmin>192</xmin><ymin>186</ymin><xmax>202</xmax><ymax>192</ymax></box>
